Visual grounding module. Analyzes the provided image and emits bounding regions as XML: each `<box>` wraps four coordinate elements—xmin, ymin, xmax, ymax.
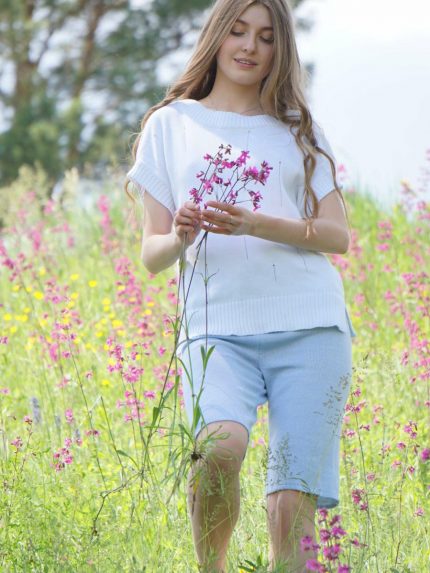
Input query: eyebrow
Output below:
<box><xmin>234</xmin><ymin>18</ymin><xmax>273</xmax><ymax>31</ymax></box>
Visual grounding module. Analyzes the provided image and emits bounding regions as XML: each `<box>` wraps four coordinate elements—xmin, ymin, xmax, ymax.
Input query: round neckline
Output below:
<box><xmin>194</xmin><ymin>98</ymin><xmax>269</xmax><ymax>118</ymax></box>
<box><xmin>174</xmin><ymin>98</ymin><xmax>280</xmax><ymax>128</ymax></box>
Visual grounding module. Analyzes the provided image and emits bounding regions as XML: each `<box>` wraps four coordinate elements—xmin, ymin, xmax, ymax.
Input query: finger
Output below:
<box><xmin>175</xmin><ymin>224</ymin><xmax>196</xmax><ymax>235</ymax></box>
<box><xmin>175</xmin><ymin>216</ymin><xmax>193</xmax><ymax>226</ymax></box>
<box><xmin>202</xmin><ymin>215</ymin><xmax>235</xmax><ymax>230</ymax></box>
<box><xmin>184</xmin><ymin>201</ymin><xmax>201</xmax><ymax>211</ymax></box>
<box><xmin>202</xmin><ymin>216</ymin><xmax>232</xmax><ymax>229</ymax></box>
<box><xmin>176</xmin><ymin>213</ymin><xmax>201</xmax><ymax>226</ymax></box>
<box><xmin>205</xmin><ymin>201</ymin><xmax>237</xmax><ymax>214</ymax></box>
<box><xmin>200</xmin><ymin>223</ymin><xmax>231</xmax><ymax>235</ymax></box>
<box><xmin>178</xmin><ymin>209</ymin><xmax>201</xmax><ymax>221</ymax></box>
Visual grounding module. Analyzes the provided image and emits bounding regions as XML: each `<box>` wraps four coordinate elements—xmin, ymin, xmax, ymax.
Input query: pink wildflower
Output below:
<box><xmin>420</xmin><ymin>448</ymin><xmax>430</xmax><ymax>461</ymax></box>
<box><xmin>300</xmin><ymin>535</ymin><xmax>320</xmax><ymax>552</ymax></box>
<box><xmin>323</xmin><ymin>544</ymin><xmax>342</xmax><ymax>560</ymax></box>
<box><xmin>351</xmin><ymin>489</ymin><xmax>364</xmax><ymax>505</ymax></box>
<box><xmin>403</xmin><ymin>421</ymin><xmax>418</xmax><ymax>438</ymax></box>
<box><xmin>65</xmin><ymin>409</ymin><xmax>75</xmax><ymax>424</ymax></box>
<box><xmin>306</xmin><ymin>559</ymin><xmax>326</xmax><ymax>572</ymax></box>
<box><xmin>11</xmin><ymin>437</ymin><xmax>23</xmax><ymax>450</ymax></box>
<box><xmin>331</xmin><ymin>526</ymin><xmax>347</xmax><ymax>538</ymax></box>
<box><xmin>319</xmin><ymin>529</ymin><xmax>331</xmax><ymax>543</ymax></box>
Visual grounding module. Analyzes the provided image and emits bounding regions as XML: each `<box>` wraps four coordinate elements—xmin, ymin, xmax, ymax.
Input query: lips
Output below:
<box><xmin>234</xmin><ymin>58</ymin><xmax>257</xmax><ymax>67</ymax></box>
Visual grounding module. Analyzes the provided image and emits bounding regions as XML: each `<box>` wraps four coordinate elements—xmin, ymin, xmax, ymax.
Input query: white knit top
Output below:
<box><xmin>127</xmin><ymin>99</ymin><xmax>356</xmax><ymax>340</ymax></box>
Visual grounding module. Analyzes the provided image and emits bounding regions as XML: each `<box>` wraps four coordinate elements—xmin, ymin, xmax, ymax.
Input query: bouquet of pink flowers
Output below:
<box><xmin>189</xmin><ymin>143</ymin><xmax>272</xmax><ymax>210</ymax></box>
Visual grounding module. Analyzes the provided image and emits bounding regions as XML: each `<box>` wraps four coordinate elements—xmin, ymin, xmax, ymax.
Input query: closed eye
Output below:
<box><xmin>230</xmin><ymin>30</ymin><xmax>274</xmax><ymax>43</ymax></box>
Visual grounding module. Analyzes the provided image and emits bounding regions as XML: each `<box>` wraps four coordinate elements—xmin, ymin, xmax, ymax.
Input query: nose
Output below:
<box><xmin>242</xmin><ymin>33</ymin><xmax>257</xmax><ymax>53</ymax></box>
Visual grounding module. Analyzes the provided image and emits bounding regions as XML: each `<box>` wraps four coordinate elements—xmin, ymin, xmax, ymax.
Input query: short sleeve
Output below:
<box><xmin>126</xmin><ymin>110</ymin><xmax>176</xmax><ymax>215</ymax></box>
<box><xmin>310</xmin><ymin>122</ymin><xmax>340</xmax><ymax>202</ymax></box>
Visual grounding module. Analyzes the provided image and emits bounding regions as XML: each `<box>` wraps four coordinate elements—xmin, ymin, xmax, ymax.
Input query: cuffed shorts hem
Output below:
<box><xmin>265</xmin><ymin>484</ymin><xmax>339</xmax><ymax>509</ymax></box>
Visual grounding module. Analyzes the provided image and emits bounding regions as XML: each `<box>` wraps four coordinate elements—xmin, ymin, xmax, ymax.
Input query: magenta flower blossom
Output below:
<box><xmin>65</xmin><ymin>409</ymin><xmax>75</xmax><ymax>424</ymax></box>
<box><xmin>420</xmin><ymin>447</ymin><xmax>430</xmax><ymax>461</ymax></box>
<box><xmin>306</xmin><ymin>558</ymin><xmax>326</xmax><ymax>572</ymax></box>
<box><xmin>189</xmin><ymin>143</ymin><xmax>272</xmax><ymax>212</ymax></box>
<box><xmin>323</xmin><ymin>544</ymin><xmax>342</xmax><ymax>560</ymax></box>
<box><xmin>331</xmin><ymin>526</ymin><xmax>347</xmax><ymax>538</ymax></box>
<box><xmin>235</xmin><ymin>150</ymin><xmax>250</xmax><ymax>166</ymax></box>
<box><xmin>403</xmin><ymin>420</ymin><xmax>418</xmax><ymax>438</ymax></box>
<box><xmin>10</xmin><ymin>436</ymin><xmax>23</xmax><ymax>450</ymax></box>
<box><xmin>300</xmin><ymin>535</ymin><xmax>320</xmax><ymax>552</ymax></box>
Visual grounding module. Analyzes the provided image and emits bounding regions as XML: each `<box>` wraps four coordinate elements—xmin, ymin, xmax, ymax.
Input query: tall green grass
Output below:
<box><xmin>0</xmin><ymin>166</ymin><xmax>428</xmax><ymax>572</ymax></box>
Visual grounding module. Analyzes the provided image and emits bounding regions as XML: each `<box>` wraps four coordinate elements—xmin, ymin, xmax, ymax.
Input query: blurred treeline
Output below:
<box><xmin>0</xmin><ymin>0</ymin><xmax>310</xmax><ymax>189</ymax></box>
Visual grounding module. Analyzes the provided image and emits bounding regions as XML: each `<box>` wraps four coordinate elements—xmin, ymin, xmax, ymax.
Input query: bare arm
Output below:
<box><xmin>199</xmin><ymin>190</ymin><xmax>350</xmax><ymax>254</ymax></box>
<box><xmin>141</xmin><ymin>192</ymin><xmax>202</xmax><ymax>274</ymax></box>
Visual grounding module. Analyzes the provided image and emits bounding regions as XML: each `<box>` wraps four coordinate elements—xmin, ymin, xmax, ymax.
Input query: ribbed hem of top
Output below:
<box><xmin>179</xmin><ymin>292</ymin><xmax>356</xmax><ymax>342</ymax></box>
<box><xmin>172</xmin><ymin>99</ymin><xmax>300</xmax><ymax>129</ymax></box>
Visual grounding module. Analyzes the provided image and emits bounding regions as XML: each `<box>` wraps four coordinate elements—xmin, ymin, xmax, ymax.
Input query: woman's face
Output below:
<box><xmin>216</xmin><ymin>3</ymin><xmax>275</xmax><ymax>91</ymax></box>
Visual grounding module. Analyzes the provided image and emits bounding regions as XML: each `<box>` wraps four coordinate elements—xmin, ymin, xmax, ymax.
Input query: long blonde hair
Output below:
<box><xmin>125</xmin><ymin>0</ymin><xmax>349</xmax><ymax>226</ymax></box>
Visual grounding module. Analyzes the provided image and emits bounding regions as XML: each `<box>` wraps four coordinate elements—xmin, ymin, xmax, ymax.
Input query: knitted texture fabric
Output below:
<box><xmin>127</xmin><ymin>99</ymin><xmax>355</xmax><ymax>340</ymax></box>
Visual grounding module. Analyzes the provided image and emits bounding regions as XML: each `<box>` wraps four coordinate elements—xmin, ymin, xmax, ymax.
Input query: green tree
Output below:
<box><xmin>0</xmin><ymin>0</ymin><xmax>311</xmax><ymax>187</ymax></box>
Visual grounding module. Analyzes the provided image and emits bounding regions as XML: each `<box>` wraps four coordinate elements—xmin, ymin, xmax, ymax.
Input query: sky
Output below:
<box><xmin>2</xmin><ymin>0</ymin><xmax>429</xmax><ymax>208</ymax></box>
<box><xmin>294</xmin><ymin>0</ymin><xmax>430</xmax><ymax>207</ymax></box>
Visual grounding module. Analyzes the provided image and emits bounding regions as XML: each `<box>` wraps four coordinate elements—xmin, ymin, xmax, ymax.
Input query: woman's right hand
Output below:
<box><xmin>173</xmin><ymin>201</ymin><xmax>202</xmax><ymax>247</ymax></box>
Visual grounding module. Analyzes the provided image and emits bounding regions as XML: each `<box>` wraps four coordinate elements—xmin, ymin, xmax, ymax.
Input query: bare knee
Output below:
<box><xmin>194</xmin><ymin>421</ymin><xmax>248</xmax><ymax>475</ymax></box>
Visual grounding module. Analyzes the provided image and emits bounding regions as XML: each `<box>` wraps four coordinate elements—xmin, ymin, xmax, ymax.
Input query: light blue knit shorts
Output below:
<box><xmin>178</xmin><ymin>325</ymin><xmax>355</xmax><ymax>509</ymax></box>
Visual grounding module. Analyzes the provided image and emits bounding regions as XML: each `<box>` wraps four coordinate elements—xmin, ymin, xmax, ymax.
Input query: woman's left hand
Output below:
<box><xmin>200</xmin><ymin>201</ymin><xmax>256</xmax><ymax>236</ymax></box>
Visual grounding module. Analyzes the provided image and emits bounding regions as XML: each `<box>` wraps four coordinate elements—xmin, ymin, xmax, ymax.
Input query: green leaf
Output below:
<box><xmin>115</xmin><ymin>449</ymin><xmax>139</xmax><ymax>469</ymax></box>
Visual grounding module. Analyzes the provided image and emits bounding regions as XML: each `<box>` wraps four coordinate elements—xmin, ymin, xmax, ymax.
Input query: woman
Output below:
<box><xmin>126</xmin><ymin>1</ymin><xmax>356</xmax><ymax>571</ymax></box>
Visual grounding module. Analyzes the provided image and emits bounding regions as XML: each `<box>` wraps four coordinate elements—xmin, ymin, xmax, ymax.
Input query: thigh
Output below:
<box><xmin>262</xmin><ymin>327</ymin><xmax>353</xmax><ymax>500</ymax></box>
<box><xmin>178</xmin><ymin>335</ymin><xmax>267</xmax><ymax>443</ymax></box>
<box><xmin>265</xmin><ymin>327</ymin><xmax>353</xmax><ymax>439</ymax></box>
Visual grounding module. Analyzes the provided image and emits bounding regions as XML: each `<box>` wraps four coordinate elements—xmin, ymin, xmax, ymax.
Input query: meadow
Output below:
<box><xmin>0</xmin><ymin>163</ymin><xmax>429</xmax><ymax>573</ymax></box>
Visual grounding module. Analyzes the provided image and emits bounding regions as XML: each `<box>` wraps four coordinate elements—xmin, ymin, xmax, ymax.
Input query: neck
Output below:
<box><xmin>205</xmin><ymin>78</ymin><xmax>263</xmax><ymax>115</ymax></box>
